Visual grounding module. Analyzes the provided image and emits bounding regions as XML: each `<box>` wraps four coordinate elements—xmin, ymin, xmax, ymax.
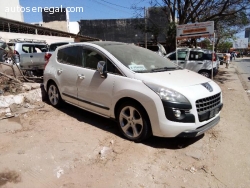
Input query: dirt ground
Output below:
<box><xmin>0</xmin><ymin>63</ymin><xmax>250</xmax><ymax>188</ymax></box>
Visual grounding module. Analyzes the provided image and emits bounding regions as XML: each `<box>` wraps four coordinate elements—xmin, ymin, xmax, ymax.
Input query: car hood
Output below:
<box><xmin>135</xmin><ymin>69</ymin><xmax>211</xmax><ymax>88</ymax></box>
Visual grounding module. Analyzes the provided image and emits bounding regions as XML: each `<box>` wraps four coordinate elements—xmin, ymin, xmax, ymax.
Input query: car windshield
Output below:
<box><xmin>100</xmin><ymin>43</ymin><xmax>178</xmax><ymax>73</ymax></box>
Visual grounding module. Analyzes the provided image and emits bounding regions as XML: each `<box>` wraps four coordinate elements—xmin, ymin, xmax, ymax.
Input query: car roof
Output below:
<box><xmin>50</xmin><ymin>42</ymin><xmax>73</xmax><ymax>45</ymax></box>
<box><xmin>7</xmin><ymin>42</ymin><xmax>47</xmax><ymax>45</ymax></box>
<box><xmin>88</xmin><ymin>41</ymin><xmax>131</xmax><ymax>47</ymax></box>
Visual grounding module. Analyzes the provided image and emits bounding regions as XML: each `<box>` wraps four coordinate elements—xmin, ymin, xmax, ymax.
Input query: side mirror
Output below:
<box><xmin>97</xmin><ymin>61</ymin><xmax>107</xmax><ymax>78</ymax></box>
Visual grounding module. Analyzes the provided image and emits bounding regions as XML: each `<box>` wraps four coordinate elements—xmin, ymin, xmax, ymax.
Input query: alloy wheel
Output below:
<box><xmin>119</xmin><ymin>106</ymin><xmax>143</xmax><ymax>138</ymax></box>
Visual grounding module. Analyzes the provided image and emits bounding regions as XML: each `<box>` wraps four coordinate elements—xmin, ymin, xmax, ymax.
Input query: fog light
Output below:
<box><xmin>174</xmin><ymin>109</ymin><xmax>181</xmax><ymax>118</ymax></box>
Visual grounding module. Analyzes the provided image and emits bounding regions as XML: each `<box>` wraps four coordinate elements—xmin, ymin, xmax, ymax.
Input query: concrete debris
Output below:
<box><xmin>5</xmin><ymin>112</ymin><xmax>14</xmax><ymax>118</ymax></box>
<box><xmin>54</xmin><ymin>167</ymin><xmax>64</xmax><ymax>178</ymax></box>
<box><xmin>0</xmin><ymin>95</ymin><xmax>24</xmax><ymax>108</ymax></box>
<box><xmin>189</xmin><ymin>167</ymin><xmax>197</xmax><ymax>174</ymax></box>
<box><xmin>22</xmin><ymin>89</ymin><xmax>42</xmax><ymax>103</ymax></box>
<box><xmin>22</xmin><ymin>84</ymin><xmax>32</xmax><ymax>91</ymax></box>
<box><xmin>99</xmin><ymin>146</ymin><xmax>113</xmax><ymax>159</ymax></box>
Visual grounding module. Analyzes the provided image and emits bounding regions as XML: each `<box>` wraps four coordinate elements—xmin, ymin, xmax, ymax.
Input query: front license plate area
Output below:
<box><xmin>209</xmin><ymin>107</ymin><xmax>219</xmax><ymax>119</ymax></box>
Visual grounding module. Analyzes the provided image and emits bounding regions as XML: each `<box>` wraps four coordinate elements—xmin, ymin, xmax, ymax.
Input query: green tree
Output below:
<box><xmin>133</xmin><ymin>0</ymin><xmax>250</xmax><ymax>52</ymax></box>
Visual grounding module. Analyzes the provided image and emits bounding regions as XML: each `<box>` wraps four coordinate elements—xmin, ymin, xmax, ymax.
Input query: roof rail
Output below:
<box><xmin>9</xmin><ymin>38</ymin><xmax>47</xmax><ymax>44</ymax></box>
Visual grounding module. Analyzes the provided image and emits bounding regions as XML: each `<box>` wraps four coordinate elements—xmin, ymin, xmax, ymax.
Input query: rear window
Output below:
<box><xmin>49</xmin><ymin>43</ymin><xmax>69</xmax><ymax>52</ymax></box>
<box><xmin>203</xmin><ymin>53</ymin><xmax>212</xmax><ymax>60</ymax></box>
<box><xmin>7</xmin><ymin>43</ymin><xmax>15</xmax><ymax>51</ymax></box>
<box><xmin>189</xmin><ymin>51</ymin><xmax>203</xmax><ymax>60</ymax></box>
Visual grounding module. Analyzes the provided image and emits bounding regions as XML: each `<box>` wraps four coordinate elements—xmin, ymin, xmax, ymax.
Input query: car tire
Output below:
<box><xmin>199</xmin><ymin>71</ymin><xmax>211</xmax><ymax>78</ymax></box>
<box><xmin>47</xmin><ymin>83</ymin><xmax>62</xmax><ymax>107</ymax></box>
<box><xmin>117</xmin><ymin>102</ymin><xmax>152</xmax><ymax>142</ymax></box>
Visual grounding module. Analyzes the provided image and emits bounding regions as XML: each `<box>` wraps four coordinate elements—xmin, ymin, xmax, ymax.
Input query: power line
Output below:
<box><xmin>90</xmin><ymin>0</ymin><xmax>132</xmax><ymax>15</ymax></box>
<box><xmin>99</xmin><ymin>0</ymin><xmax>131</xmax><ymax>9</ymax></box>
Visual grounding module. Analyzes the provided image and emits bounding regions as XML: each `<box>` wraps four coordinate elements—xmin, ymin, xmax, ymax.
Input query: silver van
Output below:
<box><xmin>7</xmin><ymin>39</ymin><xmax>48</xmax><ymax>70</ymax></box>
<box><xmin>166</xmin><ymin>48</ymin><xmax>219</xmax><ymax>78</ymax></box>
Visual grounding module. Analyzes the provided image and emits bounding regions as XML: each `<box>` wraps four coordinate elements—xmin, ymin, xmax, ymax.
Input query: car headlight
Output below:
<box><xmin>144</xmin><ymin>82</ymin><xmax>190</xmax><ymax>104</ymax></box>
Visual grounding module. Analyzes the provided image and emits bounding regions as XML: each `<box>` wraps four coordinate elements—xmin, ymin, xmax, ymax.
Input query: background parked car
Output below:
<box><xmin>166</xmin><ymin>48</ymin><xmax>219</xmax><ymax>78</ymax></box>
<box><xmin>216</xmin><ymin>53</ymin><xmax>226</xmax><ymax>65</ymax></box>
<box><xmin>7</xmin><ymin>39</ymin><xmax>48</xmax><ymax>76</ymax></box>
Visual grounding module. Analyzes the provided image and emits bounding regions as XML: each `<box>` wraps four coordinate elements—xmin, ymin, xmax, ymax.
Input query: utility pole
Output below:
<box><xmin>144</xmin><ymin>7</ymin><xmax>147</xmax><ymax>49</ymax></box>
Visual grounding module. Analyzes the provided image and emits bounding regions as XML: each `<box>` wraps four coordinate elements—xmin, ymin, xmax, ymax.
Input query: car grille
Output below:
<box><xmin>196</xmin><ymin>93</ymin><xmax>221</xmax><ymax>113</ymax></box>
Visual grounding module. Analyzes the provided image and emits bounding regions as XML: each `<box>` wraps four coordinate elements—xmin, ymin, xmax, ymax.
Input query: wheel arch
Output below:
<box><xmin>46</xmin><ymin>79</ymin><xmax>58</xmax><ymax>91</ymax></box>
<box><xmin>198</xmin><ymin>69</ymin><xmax>211</xmax><ymax>78</ymax></box>
<box><xmin>114</xmin><ymin>97</ymin><xmax>151</xmax><ymax>124</ymax></box>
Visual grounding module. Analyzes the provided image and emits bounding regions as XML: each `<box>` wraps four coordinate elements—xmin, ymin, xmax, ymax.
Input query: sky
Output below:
<box><xmin>18</xmin><ymin>0</ymin><xmax>247</xmax><ymax>38</ymax></box>
<box><xmin>19</xmin><ymin>0</ymin><xmax>149</xmax><ymax>22</ymax></box>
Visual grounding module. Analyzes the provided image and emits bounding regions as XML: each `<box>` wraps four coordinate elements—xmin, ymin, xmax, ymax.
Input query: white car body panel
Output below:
<box><xmin>44</xmin><ymin>42</ymin><xmax>223</xmax><ymax>138</ymax></box>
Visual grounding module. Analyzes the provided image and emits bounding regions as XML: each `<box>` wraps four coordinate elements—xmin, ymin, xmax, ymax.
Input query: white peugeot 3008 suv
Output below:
<box><xmin>43</xmin><ymin>41</ymin><xmax>223</xmax><ymax>142</ymax></box>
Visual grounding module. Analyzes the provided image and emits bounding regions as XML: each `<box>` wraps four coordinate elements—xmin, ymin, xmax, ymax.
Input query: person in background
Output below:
<box><xmin>230</xmin><ymin>52</ymin><xmax>233</xmax><ymax>61</ymax></box>
<box><xmin>232</xmin><ymin>51</ymin><xmax>236</xmax><ymax>60</ymax></box>
<box><xmin>225</xmin><ymin>53</ymin><xmax>231</xmax><ymax>68</ymax></box>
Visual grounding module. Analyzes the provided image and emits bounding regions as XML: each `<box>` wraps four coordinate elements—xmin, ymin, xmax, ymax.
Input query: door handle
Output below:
<box><xmin>57</xmin><ymin>69</ymin><xmax>63</xmax><ymax>74</ymax></box>
<box><xmin>179</xmin><ymin>62</ymin><xmax>185</xmax><ymax>64</ymax></box>
<box><xmin>30</xmin><ymin>55</ymin><xmax>33</xmax><ymax>58</ymax></box>
<box><xmin>78</xmin><ymin>74</ymin><xmax>85</xmax><ymax>79</ymax></box>
<box><xmin>198</xmin><ymin>63</ymin><xmax>203</xmax><ymax>64</ymax></box>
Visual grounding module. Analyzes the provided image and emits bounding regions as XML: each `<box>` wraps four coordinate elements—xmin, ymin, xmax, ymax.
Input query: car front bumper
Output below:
<box><xmin>175</xmin><ymin>116</ymin><xmax>220</xmax><ymax>137</ymax></box>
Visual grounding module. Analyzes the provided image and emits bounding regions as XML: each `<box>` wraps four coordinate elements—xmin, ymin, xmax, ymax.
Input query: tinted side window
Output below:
<box><xmin>168</xmin><ymin>53</ymin><xmax>176</xmax><ymax>60</ymax></box>
<box><xmin>34</xmin><ymin>45</ymin><xmax>47</xmax><ymax>53</ymax></box>
<box><xmin>57</xmin><ymin>46</ymin><xmax>82</xmax><ymax>66</ymax></box>
<box><xmin>22</xmin><ymin>45</ymin><xmax>32</xmax><ymax>53</ymax></box>
<box><xmin>177</xmin><ymin>51</ymin><xmax>188</xmax><ymax>60</ymax></box>
<box><xmin>106</xmin><ymin>59</ymin><xmax>122</xmax><ymax>75</ymax></box>
<box><xmin>189</xmin><ymin>51</ymin><xmax>203</xmax><ymax>60</ymax></box>
<box><xmin>84</xmin><ymin>49</ymin><xmax>104</xmax><ymax>69</ymax></box>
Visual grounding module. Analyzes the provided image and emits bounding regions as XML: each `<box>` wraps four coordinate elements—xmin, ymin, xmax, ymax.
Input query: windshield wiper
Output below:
<box><xmin>135</xmin><ymin>70</ymin><xmax>151</xmax><ymax>73</ymax></box>
<box><xmin>151</xmin><ymin>67</ymin><xmax>179</xmax><ymax>72</ymax></box>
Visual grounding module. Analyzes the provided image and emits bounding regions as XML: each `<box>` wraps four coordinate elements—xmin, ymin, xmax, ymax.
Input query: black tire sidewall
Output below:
<box><xmin>199</xmin><ymin>71</ymin><xmax>211</xmax><ymax>78</ymax></box>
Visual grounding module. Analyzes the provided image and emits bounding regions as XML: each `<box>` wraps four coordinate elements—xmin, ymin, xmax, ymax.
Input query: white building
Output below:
<box><xmin>0</xmin><ymin>0</ymin><xmax>24</xmax><ymax>22</ymax></box>
<box><xmin>69</xmin><ymin>22</ymin><xmax>80</xmax><ymax>34</ymax></box>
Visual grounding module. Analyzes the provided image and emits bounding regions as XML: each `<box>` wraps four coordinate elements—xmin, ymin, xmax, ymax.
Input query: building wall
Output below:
<box><xmin>80</xmin><ymin>18</ymin><xmax>145</xmax><ymax>43</ymax></box>
<box><xmin>42</xmin><ymin>21</ymin><xmax>68</xmax><ymax>32</ymax></box>
<box><xmin>0</xmin><ymin>0</ymin><xmax>24</xmax><ymax>22</ymax></box>
<box><xmin>245</xmin><ymin>27</ymin><xmax>250</xmax><ymax>41</ymax></box>
<box><xmin>79</xmin><ymin>7</ymin><xmax>169</xmax><ymax>43</ymax></box>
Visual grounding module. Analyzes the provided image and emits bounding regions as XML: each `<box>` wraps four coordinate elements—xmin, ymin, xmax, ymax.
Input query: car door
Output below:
<box><xmin>29</xmin><ymin>44</ymin><xmax>47</xmax><ymax>69</ymax></box>
<box><xmin>185</xmin><ymin>51</ymin><xmax>204</xmax><ymax>72</ymax></box>
<box><xmin>168</xmin><ymin>50</ymin><xmax>188</xmax><ymax>68</ymax></box>
<box><xmin>77</xmin><ymin>47</ymin><xmax>118</xmax><ymax>116</ymax></box>
<box><xmin>55</xmin><ymin>46</ymin><xmax>82</xmax><ymax>105</ymax></box>
<box><xmin>19</xmin><ymin>44</ymin><xmax>33</xmax><ymax>69</ymax></box>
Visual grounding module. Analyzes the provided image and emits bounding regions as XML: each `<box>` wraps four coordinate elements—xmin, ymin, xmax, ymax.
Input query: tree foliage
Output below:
<box><xmin>133</xmin><ymin>0</ymin><xmax>250</xmax><ymax>52</ymax></box>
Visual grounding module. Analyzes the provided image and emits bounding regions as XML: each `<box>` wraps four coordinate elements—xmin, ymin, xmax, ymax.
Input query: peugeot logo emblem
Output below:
<box><xmin>202</xmin><ymin>83</ymin><xmax>213</xmax><ymax>92</ymax></box>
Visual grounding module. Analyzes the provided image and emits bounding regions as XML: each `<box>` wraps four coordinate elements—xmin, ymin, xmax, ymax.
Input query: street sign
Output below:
<box><xmin>233</xmin><ymin>38</ymin><xmax>249</xmax><ymax>49</ymax></box>
<box><xmin>176</xmin><ymin>21</ymin><xmax>214</xmax><ymax>40</ymax></box>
